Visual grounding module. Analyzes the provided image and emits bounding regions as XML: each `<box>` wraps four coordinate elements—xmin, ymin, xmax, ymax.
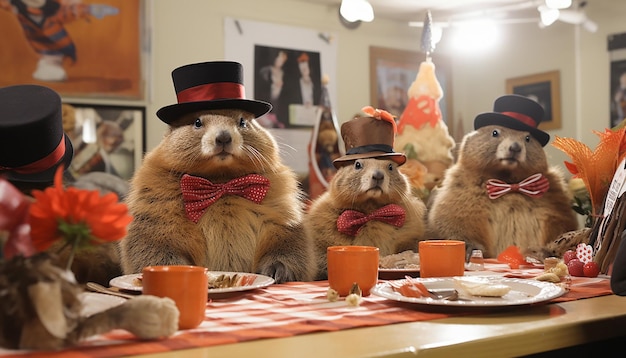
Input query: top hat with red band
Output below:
<box><xmin>0</xmin><ymin>84</ymin><xmax>74</xmax><ymax>182</ymax></box>
<box><xmin>474</xmin><ymin>94</ymin><xmax>550</xmax><ymax>146</ymax></box>
<box><xmin>157</xmin><ymin>61</ymin><xmax>272</xmax><ymax>124</ymax></box>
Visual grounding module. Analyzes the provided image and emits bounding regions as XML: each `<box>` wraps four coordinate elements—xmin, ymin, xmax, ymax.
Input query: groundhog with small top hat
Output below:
<box><xmin>427</xmin><ymin>95</ymin><xmax>578</xmax><ymax>258</ymax></box>
<box><xmin>119</xmin><ymin>61</ymin><xmax>315</xmax><ymax>283</ymax></box>
<box><xmin>304</xmin><ymin>107</ymin><xmax>427</xmax><ymax>279</ymax></box>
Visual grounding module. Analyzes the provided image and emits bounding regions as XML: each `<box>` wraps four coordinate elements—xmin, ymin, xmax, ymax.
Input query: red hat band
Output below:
<box><xmin>501</xmin><ymin>111</ymin><xmax>536</xmax><ymax>128</ymax></box>
<box><xmin>176</xmin><ymin>82</ymin><xmax>245</xmax><ymax>104</ymax></box>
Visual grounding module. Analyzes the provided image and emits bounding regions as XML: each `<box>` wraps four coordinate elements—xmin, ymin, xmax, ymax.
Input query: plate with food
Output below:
<box><xmin>378</xmin><ymin>250</ymin><xmax>420</xmax><ymax>280</ymax></box>
<box><xmin>109</xmin><ymin>271</ymin><xmax>275</xmax><ymax>294</ymax></box>
<box><xmin>371</xmin><ymin>276</ymin><xmax>565</xmax><ymax>307</ymax></box>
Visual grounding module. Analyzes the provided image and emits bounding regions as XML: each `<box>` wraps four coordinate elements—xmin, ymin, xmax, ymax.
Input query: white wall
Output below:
<box><xmin>146</xmin><ymin>0</ymin><xmax>626</xmax><ymax>173</ymax></box>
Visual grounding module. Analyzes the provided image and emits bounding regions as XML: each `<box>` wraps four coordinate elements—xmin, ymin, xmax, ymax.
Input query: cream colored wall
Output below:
<box><xmin>146</xmin><ymin>0</ymin><xmax>626</xmax><ymax>173</ymax></box>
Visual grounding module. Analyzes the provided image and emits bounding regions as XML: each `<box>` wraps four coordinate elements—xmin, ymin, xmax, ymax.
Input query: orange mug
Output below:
<box><xmin>327</xmin><ymin>246</ymin><xmax>379</xmax><ymax>296</ymax></box>
<box><xmin>418</xmin><ymin>240</ymin><xmax>466</xmax><ymax>278</ymax></box>
<box><xmin>142</xmin><ymin>265</ymin><xmax>208</xmax><ymax>330</ymax></box>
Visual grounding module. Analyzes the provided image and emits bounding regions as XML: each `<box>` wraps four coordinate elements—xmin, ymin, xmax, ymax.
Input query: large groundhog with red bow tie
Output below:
<box><xmin>427</xmin><ymin>95</ymin><xmax>578</xmax><ymax>258</ymax></box>
<box><xmin>304</xmin><ymin>107</ymin><xmax>427</xmax><ymax>279</ymax></box>
<box><xmin>119</xmin><ymin>62</ymin><xmax>315</xmax><ymax>283</ymax></box>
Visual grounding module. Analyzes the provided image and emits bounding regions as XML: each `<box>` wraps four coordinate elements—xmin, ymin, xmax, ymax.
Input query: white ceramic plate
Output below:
<box><xmin>109</xmin><ymin>271</ymin><xmax>275</xmax><ymax>294</ymax></box>
<box><xmin>371</xmin><ymin>276</ymin><xmax>566</xmax><ymax>307</ymax></box>
<box><xmin>79</xmin><ymin>292</ymin><xmax>126</xmax><ymax>317</ymax></box>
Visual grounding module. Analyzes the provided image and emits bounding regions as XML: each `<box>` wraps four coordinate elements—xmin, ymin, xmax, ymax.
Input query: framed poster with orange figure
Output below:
<box><xmin>0</xmin><ymin>0</ymin><xmax>147</xmax><ymax>99</ymax></box>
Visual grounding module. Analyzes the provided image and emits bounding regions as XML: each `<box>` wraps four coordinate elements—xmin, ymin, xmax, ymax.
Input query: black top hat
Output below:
<box><xmin>333</xmin><ymin>114</ymin><xmax>406</xmax><ymax>169</ymax></box>
<box><xmin>157</xmin><ymin>61</ymin><xmax>272</xmax><ymax>124</ymax></box>
<box><xmin>474</xmin><ymin>94</ymin><xmax>550</xmax><ymax>146</ymax></box>
<box><xmin>0</xmin><ymin>85</ymin><xmax>74</xmax><ymax>182</ymax></box>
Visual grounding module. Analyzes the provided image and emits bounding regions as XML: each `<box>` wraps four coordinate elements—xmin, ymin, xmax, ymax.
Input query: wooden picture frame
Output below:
<box><xmin>369</xmin><ymin>46</ymin><xmax>453</xmax><ymax>121</ymax></box>
<box><xmin>505</xmin><ymin>70</ymin><xmax>562</xmax><ymax>130</ymax></box>
<box><xmin>63</xmin><ymin>103</ymin><xmax>145</xmax><ymax>181</ymax></box>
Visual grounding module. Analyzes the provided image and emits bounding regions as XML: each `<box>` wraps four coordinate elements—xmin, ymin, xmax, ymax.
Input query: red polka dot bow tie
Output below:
<box><xmin>180</xmin><ymin>173</ymin><xmax>270</xmax><ymax>223</ymax></box>
<box><xmin>485</xmin><ymin>173</ymin><xmax>550</xmax><ymax>200</ymax></box>
<box><xmin>337</xmin><ymin>204</ymin><xmax>406</xmax><ymax>236</ymax></box>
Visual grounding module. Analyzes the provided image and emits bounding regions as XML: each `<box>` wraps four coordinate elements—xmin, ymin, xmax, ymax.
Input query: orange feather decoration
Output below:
<box><xmin>552</xmin><ymin>128</ymin><xmax>626</xmax><ymax>218</ymax></box>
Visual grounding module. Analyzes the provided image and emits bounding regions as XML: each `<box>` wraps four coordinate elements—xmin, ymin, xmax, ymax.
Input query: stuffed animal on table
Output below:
<box><xmin>427</xmin><ymin>95</ymin><xmax>579</xmax><ymax>258</ymax></box>
<box><xmin>0</xmin><ymin>253</ymin><xmax>178</xmax><ymax>351</ymax></box>
<box><xmin>304</xmin><ymin>107</ymin><xmax>427</xmax><ymax>279</ymax></box>
<box><xmin>119</xmin><ymin>61</ymin><xmax>315</xmax><ymax>283</ymax></box>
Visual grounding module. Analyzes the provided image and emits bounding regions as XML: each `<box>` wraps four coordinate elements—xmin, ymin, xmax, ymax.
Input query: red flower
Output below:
<box><xmin>28</xmin><ymin>167</ymin><xmax>132</xmax><ymax>267</ymax></box>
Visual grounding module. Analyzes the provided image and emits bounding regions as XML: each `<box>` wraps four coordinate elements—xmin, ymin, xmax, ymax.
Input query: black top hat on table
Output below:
<box><xmin>0</xmin><ymin>84</ymin><xmax>74</xmax><ymax>183</ymax></box>
<box><xmin>157</xmin><ymin>61</ymin><xmax>272</xmax><ymax>124</ymax></box>
<box><xmin>333</xmin><ymin>107</ymin><xmax>406</xmax><ymax>169</ymax></box>
<box><xmin>474</xmin><ymin>94</ymin><xmax>550</xmax><ymax>147</ymax></box>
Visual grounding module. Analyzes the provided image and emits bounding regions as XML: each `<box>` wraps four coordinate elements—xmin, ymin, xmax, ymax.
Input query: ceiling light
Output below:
<box><xmin>339</xmin><ymin>0</ymin><xmax>374</xmax><ymax>23</ymax></box>
<box><xmin>545</xmin><ymin>0</ymin><xmax>572</xmax><ymax>9</ymax></box>
<box><xmin>538</xmin><ymin>5</ymin><xmax>559</xmax><ymax>26</ymax></box>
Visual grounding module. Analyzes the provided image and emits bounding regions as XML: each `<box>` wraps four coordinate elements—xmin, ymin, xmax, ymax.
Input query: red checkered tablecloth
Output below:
<box><xmin>0</xmin><ymin>276</ymin><xmax>613</xmax><ymax>358</ymax></box>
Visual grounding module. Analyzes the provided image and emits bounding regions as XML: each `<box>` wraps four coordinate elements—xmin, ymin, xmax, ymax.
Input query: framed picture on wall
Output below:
<box><xmin>369</xmin><ymin>46</ymin><xmax>452</xmax><ymax>121</ymax></box>
<box><xmin>610</xmin><ymin>59</ymin><xmax>626</xmax><ymax>128</ymax></box>
<box><xmin>505</xmin><ymin>70</ymin><xmax>562</xmax><ymax>130</ymax></box>
<box><xmin>0</xmin><ymin>0</ymin><xmax>148</xmax><ymax>100</ymax></box>
<box><xmin>63</xmin><ymin>103</ymin><xmax>145</xmax><ymax>181</ymax></box>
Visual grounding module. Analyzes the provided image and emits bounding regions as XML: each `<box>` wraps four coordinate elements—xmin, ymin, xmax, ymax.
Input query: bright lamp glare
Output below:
<box><xmin>452</xmin><ymin>20</ymin><xmax>499</xmax><ymax>53</ymax></box>
<box><xmin>545</xmin><ymin>0</ymin><xmax>572</xmax><ymax>9</ymax></box>
<box><xmin>340</xmin><ymin>0</ymin><xmax>374</xmax><ymax>23</ymax></box>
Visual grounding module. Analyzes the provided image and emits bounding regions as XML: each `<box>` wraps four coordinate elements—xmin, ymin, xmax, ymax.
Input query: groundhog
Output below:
<box><xmin>305</xmin><ymin>110</ymin><xmax>427</xmax><ymax>279</ymax></box>
<box><xmin>427</xmin><ymin>95</ymin><xmax>578</xmax><ymax>258</ymax></box>
<box><xmin>119</xmin><ymin>62</ymin><xmax>315</xmax><ymax>283</ymax></box>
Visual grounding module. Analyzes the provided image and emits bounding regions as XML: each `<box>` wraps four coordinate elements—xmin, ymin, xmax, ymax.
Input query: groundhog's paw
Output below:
<box><xmin>257</xmin><ymin>261</ymin><xmax>294</xmax><ymax>284</ymax></box>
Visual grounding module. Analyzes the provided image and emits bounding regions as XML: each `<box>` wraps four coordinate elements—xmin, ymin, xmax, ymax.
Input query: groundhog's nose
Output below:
<box><xmin>509</xmin><ymin>142</ymin><xmax>522</xmax><ymax>153</ymax></box>
<box><xmin>372</xmin><ymin>170</ymin><xmax>384</xmax><ymax>182</ymax></box>
<box><xmin>216</xmin><ymin>131</ymin><xmax>232</xmax><ymax>146</ymax></box>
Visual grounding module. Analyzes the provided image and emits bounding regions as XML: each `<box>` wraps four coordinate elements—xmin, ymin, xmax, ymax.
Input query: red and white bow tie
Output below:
<box><xmin>180</xmin><ymin>174</ymin><xmax>270</xmax><ymax>223</ymax></box>
<box><xmin>485</xmin><ymin>173</ymin><xmax>550</xmax><ymax>200</ymax></box>
<box><xmin>337</xmin><ymin>204</ymin><xmax>406</xmax><ymax>236</ymax></box>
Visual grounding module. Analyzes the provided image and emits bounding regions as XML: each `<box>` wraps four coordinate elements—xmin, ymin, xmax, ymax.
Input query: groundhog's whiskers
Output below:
<box><xmin>242</xmin><ymin>144</ymin><xmax>271</xmax><ymax>171</ymax></box>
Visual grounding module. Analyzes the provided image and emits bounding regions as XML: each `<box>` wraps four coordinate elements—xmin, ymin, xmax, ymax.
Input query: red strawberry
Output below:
<box><xmin>583</xmin><ymin>262</ymin><xmax>600</xmax><ymax>277</ymax></box>
<box><xmin>567</xmin><ymin>259</ymin><xmax>585</xmax><ymax>277</ymax></box>
<box><xmin>563</xmin><ymin>250</ymin><xmax>577</xmax><ymax>264</ymax></box>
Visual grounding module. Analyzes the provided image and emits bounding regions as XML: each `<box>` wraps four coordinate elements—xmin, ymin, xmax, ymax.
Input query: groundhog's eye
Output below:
<box><xmin>525</xmin><ymin>135</ymin><xmax>531</xmax><ymax>142</ymax></box>
<box><xmin>238</xmin><ymin>117</ymin><xmax>247</xmax><ymax>128</ymax></box>
<box><xmin>194</xmin><ymin>118</ymin><xmax>203</xmax><ymax>128</ymax></box>
<box><xmin>354</xmin><ymin>160</ymin><xmax>363</xmax><ymax>170</ymax></box>
<box><xmin>387</xmin><ymin>163</ymin><xmax>394</xmax><ymax>171</ymax></box>
<box><xmin>492</xmin><ymin>129</ymin><xmax>500</xmax><ymax>137</ymax></box>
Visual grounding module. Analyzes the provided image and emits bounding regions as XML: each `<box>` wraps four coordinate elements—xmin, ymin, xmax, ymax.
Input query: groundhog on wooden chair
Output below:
<box><xmin>119</xmin><ymin>61</ymin><xmax>315</xmax><ymax>283</ymax></box>
<box><xmin>304</xmin><ymin>107</ymin><xmax>427</xmax><ymax>279</ymax></box>
<box><xmin>427</xmin><ymin>95</ymin><xmax>578</xmax><ymax>258</ymax></box>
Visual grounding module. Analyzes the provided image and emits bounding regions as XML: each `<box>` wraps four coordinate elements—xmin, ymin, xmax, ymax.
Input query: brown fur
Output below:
<box><xmin>427</xmin><ymin>125</ymin><xmax>579</xmax><ymax>258</ymax></box>
<box><xmin>119</xmin><ymin>109</ymin><xmax>315</xmax><ymax>283</ymax></box>
<box><xmin>304</xmin><ymin>158</ymin><xmax>427</xmax><ymax>279</ymax></box>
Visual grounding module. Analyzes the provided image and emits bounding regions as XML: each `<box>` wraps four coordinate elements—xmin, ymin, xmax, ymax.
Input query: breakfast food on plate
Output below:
<box><xmin>453</xmin><ymin>277</ymin><xmax>511</xmax><ymax>297</ymax></box>
<box><xmin>208</xmin><ymin>272</ymin><xmax>256</xmax><ymax>288</ymax></box>
<box><xmin>379</xmin><ymin>250</ymin><xmax>420</xmax><ymax>269</ymax></box>
<box><xmin>131</xmin><ymin>272</ymin><xmax>256</xmax><ymax>289</ymax></box>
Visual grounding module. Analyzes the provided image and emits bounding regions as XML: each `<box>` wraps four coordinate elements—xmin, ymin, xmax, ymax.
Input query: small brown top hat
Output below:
<box><xmin>0</xmin><ymin>85</ymin><xmax>73</xmax><ymax>182</ymax></box>
<box><xmin>333</xmin><ymin>113</ymin><xmax>406</xmax><ymax>169</ymax></box>
<box><xmin>157</xmin><ymin>61</ymin><xmax>272</xmax><ymax>124</ymax></box>
<box><xmin>474</xmin><ymin>94</ymin><xmax>550</xmax><ymax>146</ymax></box>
